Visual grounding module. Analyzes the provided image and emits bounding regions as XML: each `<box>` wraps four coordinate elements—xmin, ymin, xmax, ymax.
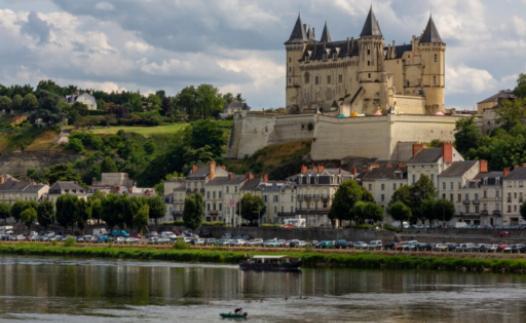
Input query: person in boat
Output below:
<box><xmin>234</xmin><ymin>307</ymin><xmax>243</xmax><ymax>314</ymax></box>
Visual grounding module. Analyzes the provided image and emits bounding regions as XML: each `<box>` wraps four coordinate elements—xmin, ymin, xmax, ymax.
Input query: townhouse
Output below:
<box><xmin>503</xmin><ymin>167</ymin><xmax>526</xmax><ymax>225</ymax></box>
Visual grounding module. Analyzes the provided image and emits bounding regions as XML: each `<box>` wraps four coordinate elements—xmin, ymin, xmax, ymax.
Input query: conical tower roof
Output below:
<box><xmin>320</xmin><ymin>22</ymin><xmax>332</xmax><ymax>43</ymax></box>
<box><xmin>420</xmin><ymin>16</ymin><xmax>443</xmax><ymax>43</ymax></box>
<box><xmin>287</xmin><ymin>14</ymin><xmax>307</xmax><ymax>43</ymax></box>
<box><xmin>360</xmin><ymin>6</ymin><xmax>382</xmax><ymax>37</ymax></box>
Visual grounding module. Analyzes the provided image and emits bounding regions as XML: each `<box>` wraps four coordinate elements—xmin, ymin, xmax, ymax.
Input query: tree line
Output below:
<box><xmin>0</xmin><ymin>194</ymin><xmax>166</xmax><ymax>233</ymax></box>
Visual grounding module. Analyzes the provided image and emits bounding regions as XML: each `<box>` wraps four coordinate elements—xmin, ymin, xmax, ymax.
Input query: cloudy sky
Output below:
<box><xmin>0</xmin><ymin>0</ymin><xmax>524</xmax><ymax>109</ymax></box>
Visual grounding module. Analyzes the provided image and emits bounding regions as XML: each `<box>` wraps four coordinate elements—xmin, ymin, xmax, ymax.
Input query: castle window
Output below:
<box><xmin>433</xmin><ymin>76</ymin><xmax>437</xmax><ymax>86</ymax></box>
<box><xmin>367</xmin><ymin>60</ymin><xmax>371</xmax><ymax>66</ymax></box>
<box><xmin>367</xmin><ymin>49</ymin><xmax>370</xmax><ymax>55</ymax></box>
<box><xmin>338</xmin><ymin>74</ymin><xmax>343</xmax><ymax>83</ymax></box>
<box><xmin>289</xmin><ymin>57</ymin><xmax>292</xmax><ymax>63</ymax></box>
<box><xmin>327</xmin><ymin>75</ymin><xmax>331</xmax><ymax>84</ymax></box>
<box><xmin>304</xmin><ymin>72</ymin><xmax>310</xmax><ymax>84</ymax></box>
<box><xmin>368</xmin><ymin>73</ymin><xmax>371</xmax><ymax>79</ymax></box>
<box><xmin>315</xmin><ymin>76</ymin><xmax>319</xmax><ymax>85</ymax></box>
<box><xmin>288</xmin><ymin>78</ymin><xmax>292</xmax><ymax>84</ymax></box>
<box><xmin>434</xmin><ymin>54</ymin><xmax>438</xmax><ymax>62</ymax></box>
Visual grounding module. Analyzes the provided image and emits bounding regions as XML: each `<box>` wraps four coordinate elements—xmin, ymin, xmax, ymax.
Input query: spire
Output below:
<box><xmin>360</xmin><ymin>6</ymin><xmax>382</xmax><ymax>37</ymax></box>
<box><xmin>286</xmin><ymin>13</ymin><xmax>307</xmax><ymax>44</ymax></box>
<box><xmin>420</xmin><ymin>15</ymin><xmax>443</xmax><ymax>43</ymax></box>
<box><xmin>320</xmin><ymin>22</ymin><xmax>332</xmax><ymax>43</ymax></box>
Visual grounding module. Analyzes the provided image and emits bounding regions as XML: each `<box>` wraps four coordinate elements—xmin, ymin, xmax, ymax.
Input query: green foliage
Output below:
<box><xmin>240</xmin><ymin>193</ymin><xmax>266</xmax><ymax>226</ymax></box>
<box><xmin>454</xmin><ymin>117</ymin><xmax>482</xmax><ymax>158</ymax></box>
<box><xmin>75</xmin><ymin>198</ymin><xmax>91</xmax><ymax>230</ymax></box>
<box><xmin>55</xmin><ymin>194</ymin><xmax>78</xmax><ymax>228</ymax></box>
<box><xmin>20</xmin><ymin>207</ymin><xmax>37</xmax><ymax>229</ymax></box>
<box><xmin>352</xmin><ymin>201</ymin><xmax>383</xmax><ymax>224</ymax></box>
<box><xmin>0</xmin><ymin>202</ymin><xmax>10</xmax><ymax>224</ymax></box>
<box><xmin>66</xmin><ymin>137</ymin><xmax>84</xmax><ymax>153</ymax></box>
<box><xmin>133</xmin><ymin>204</ymin><xmax>149</xmax><ymax>233</ymax></box>
<box><xmin>36</xmin><ymin>201</ymin><xmax>55</xmax><ymax>228</ymax></box>
<box><xmin>10</xmin><ymin>201</ymin><xmax>35</xmax><ymax>223</ymax></box>
<box><xmin>329</xmin><ymin>179</ymin><xmax>373</xmax><ymax>224</ymax></box>
<box><xmin>0</xmin><ymin>96</ymin><xmax>12</xmax><ymax>111</ymax></box>
<box><xmin>514</xmin><ymin>73</ymin><xmax>526</xmax><ymax>98</ymax></box>
<box><xmin>183</xmin><ymin>193</ymin><xmax>204</xmax><ymax>230</ymax></box>
<box><xmin>146</xmin><ymin>196</ymin><xmax>165</xmax><ymax>225</ymax></box>
<box><xmin>390</xmin><ymin>176</ymin><xmax>436</xmax><ymax>223</ymax></box>
<box><xmin>387</xmin><ymin>201</ymin><xmax>412</xmax><ymax>227</ymax></box>
<box><xmin>63</xmin><ymin>236</ymin><xmax>76</xmax><ymax>247</ymax></box>
<box><xmin>173</xmin><ymin>238</ymin><xmax>188</xmax><ymax>250</ymax></box>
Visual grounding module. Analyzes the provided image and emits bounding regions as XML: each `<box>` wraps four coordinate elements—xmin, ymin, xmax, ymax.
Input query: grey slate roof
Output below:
<box><xmin>409</xmin><ymin>148</ymin><xmax>442</xmax><ymax>164</ymax></box>
<box><xmin>360</xmin><ymin>7</ymin><xmax>382</xmax><ymax>37</ymax></box>
<box><xmin>420</xmin><ymin>16</ymin><xmax>443</xmax><ymax>43</ymax></box>
<box><xmin>478</xmin><ymin>90</ymin><xmax>516</xmax><ymax>104</ymax></box>
<box><xmin>320</xmin><ymin>22</ymin><xmax>332</xmax><ymax>43</ymax></box>
<box><xmin>225</xmin><ymin>101</ymin><xmax>250</xmax><ymax>111</ymax></box>
<box><xmin>257</xmin><ymin>181</ymin><xmax>296</xmax><ymax>192</ymax></box>
<box><xmin>286</xmin><ymin>14</ymin><xmax>307</xmax><ymax>44</ymax></box>
<box><xmin>206</xmin><ymin>175</ymin><xmax>246</xmax><ymax>186</ymax></box>
<box><xmin>240</xmin><ymin>178</ymin><xmax>261</xmax><ymax>191</ymax></box>
<box><xmin>49</xmin><ymin>181</ymin><xmax>85</xmax><ymax>194</ymax></box>
<box><xmin>393</xmin><ymin>44</ymin><xmax>412</xmax><ymax>59</ymax></box>
<box><xmin>474</xmin><ymin>171</ymin><xmax>503</xmax><ymax>186</ymax></box>
<box><xmin>187</xmin><ymin>164</ymin><xmax>228</xmax><ymax>180</ymax></box>
<box><xmin>439</xmin><ymin>161</ymin><xmax>477</xmax><ymax>177</ymax></box>
<box><xmin>362</xmin><ymin>167</ymin><xmax>406</xmax><ymax>181</ymax></box>
<box><xmin>505</xmin><ymin>167</ymin><xmax>526</xmax><ymax>180</ymax></box>
<box><xmin>0</xmin><ymin>177</ymin><xmax>45</xmax><ymax>193</ymax></box>
<box><xmin>300</xmin><ymin>39</ymin><xmax>360</xmax><ymax>62</ymax></box>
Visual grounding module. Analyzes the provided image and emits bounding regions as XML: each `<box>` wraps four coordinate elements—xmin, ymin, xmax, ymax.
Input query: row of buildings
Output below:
<box><xmin>164</xmin><ymin>143</ymin><xmax>526</xmax><ymax>227</ymax></box>
<box><xmin>0</xmin><ymin>172</ymin><xmax>154</xmax><ymax>204</ymax></box>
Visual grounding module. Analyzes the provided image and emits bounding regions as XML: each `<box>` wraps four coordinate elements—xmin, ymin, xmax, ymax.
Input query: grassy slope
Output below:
<box><xmin>87</xmin><ymin>123</ymin><xmax>189</xmax><ymax>136</ymax></box>
<box><xmin>2</xmin><ymin>243</ymin><xmax>526</xmax><ymax>274</ymax></box>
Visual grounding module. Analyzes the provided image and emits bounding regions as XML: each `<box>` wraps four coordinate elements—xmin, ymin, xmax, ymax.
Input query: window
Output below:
<box><xmin>304</xmin><ymin>72</ymin><xmax>310</xmax><ymax>84</ymax></box>
<box><xmin>367</xmin><ymin>60</ymin><xmax>371</xmax><ymax>66</ymax></box>
<box><xmin>433</xmin><ymin>76</ymin><xmax>437</xmax><ymax>86</ymax></box>
<box><xmin>289</xmin><ymin>57</ymin><xmax>292</xmax><ymax>63</ymax></box>
<box><xmin>368</xmin><ymin>184</ymin><xmax>372</xmax><ymax>191</ymax></box>
<box><xmin>450</xmin><ymin>182</ymin><xmax>454</xmax><ymax>190</ymax></box>
<box><xmin>264</xmin><ymin>195</ymin><xmax>268</xmax><ymax>202</ymax></box>
<box><xmin>381</xmin><ymin>194</ymin><xmax>385</xmax><ymax>202</ymax></box>
<box><xmin>212</xmin><ymin>191</ymin><xmax>216</xmax><ymax>199</ymax></box>
<box><xmin>381</xmin><ymin>184</ymin><xmax>385</xmax><ymax>191</ymax></box>
<box><xmin>442</xmin><ymin>193</ymin><xmax>446</xmax><ymax>199</ymax></box>
<box><xmin>434</xmin><ymin>54</ymin><xmax>438</xmax><ymax>62</ymax></box>
<box><xmin>219</xmin><ymin>203</ymin><xmax>222</xmax><ymax>211</ymax></box>
<box><xmin>273</xmin><ymin>195</ymin><xmax>279</xmax><ymax>202</ymax></box>
<box><xmin>442</xmin><ymin>182</ymin><xmax>446</xmax><ymax>190</ymax></box>
<box><xmin>412</xmin><ymin>175</ymin><xmax>416</xmax><ymax>184</ymax></box>
<box><xmin>327</xmin><ymin>75</ymin><xmax>331</xmax><ymax>84</ymax></box>
<box><xmin>207</xmin><ymin>191</ymin><xmax>210</xmax><ymax>199</ymax></box>
<box><xmin>393</xmin><ymin>183</ymin><xmax>397</xmax><ymax>190</ymax></box>
<box><xmin>219</xmin><ymin>191</ymin><xmax>222</xmax><ymax>198</ymax></box>
<box><xmin>367</xmin><ymin>49</ymin><xmax>371</xmax><ymax>55</ymax></box>
<box><xmin>226</xmin><ymin>186</ymin><xmax>229</xmax><ymax>193</ymax></box>
<box><xmin>450</xmin><ymin>194</ymin><xmax>454</xmax><ymax>202</ymax></box>
<box><xmin>368</xmin><ymin>73</ymin><xmax>371</xmax><ymax>78</ymax></box>
<box><xmin>457</xmin><ymin>194</ymin><xmax>461</xmax><ymax>202</ymax></box>
<box><xmin>315</xmin><ymin>76</ymin><xmax>320</xmax><ymax>85</ymax></box>
<box><xmin>338</xmin><ymin>74</ymin><xmax>343</xmax><ymax>83</ymax></box>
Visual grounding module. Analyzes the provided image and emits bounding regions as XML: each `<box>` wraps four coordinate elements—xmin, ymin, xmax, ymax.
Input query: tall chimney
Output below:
<box><xmin>263</xmin><ymin>174</ymin><xmax>269</xmax><ymax>183</ymax></box>
<box><xmin>318</xmin><ymin>164</ymin><xmax>325</xmax><ymax>173</ymax></box>
<box><xmin>412</xmin><ymin>143</ymin><xmax>425</xmax><ymax>157</ymax></box>
<box><xmin>479</xmin><ymin>160</ymin><xmax>488</xmax><ymax>174</ymax></box>
<box><xmin>503</xmin><ymin>167</ymin><xmax>511</xmax><ymax>177</ymax></box>
<box><xmin>442</xmin><ymin>142</ymin><xmax>453</xmax><ymax>164</ymax></box>
<box><xmin>208</xmin><ymin>160</ymin><xmax>217</xmax><ymax>180</ymax></box>
<box><xmin>301</xmin><ymin>164</ymin><xmax>308</xmax><ymax>174</ymax></box>
<box><xmin>191</xmin><ymin>164</ymin><xmax>198</xmax><ymax>174</ymax></box>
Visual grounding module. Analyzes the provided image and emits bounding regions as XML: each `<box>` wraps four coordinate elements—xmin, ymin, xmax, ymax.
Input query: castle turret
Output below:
<box><xmin>285</xmin><ymin>14</ymin><xmax>310</xmax><ymax>109</ymax></box>
<box><xmin>358</xmin><ymin>7</ymin><xmax>386</xmax><ymax>114</ymax></box>
<box><xmin>418</xmin><ymin>16</ymin><xmax>446</xmax><ymax>114</ymax></box>
<box><xmin>320</xmin><ymin>22</ymin><xmax>332</xmax><ymax>43</ymax></box>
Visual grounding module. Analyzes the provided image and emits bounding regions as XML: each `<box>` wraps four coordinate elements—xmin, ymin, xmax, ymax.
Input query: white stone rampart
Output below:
<box><xmin>228</xmin><ymin>112</ymin><xmax>461</xmax><ymax>161</ymax></box>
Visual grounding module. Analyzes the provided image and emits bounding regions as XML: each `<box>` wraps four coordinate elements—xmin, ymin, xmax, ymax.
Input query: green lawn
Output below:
<box><xmin>87</xmin><ymin>123</ymin><xmax>189</xmax><ymax>136</ymax></box>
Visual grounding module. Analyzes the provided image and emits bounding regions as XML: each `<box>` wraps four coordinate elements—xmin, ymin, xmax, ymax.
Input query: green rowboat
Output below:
<box><xmin>220</xmin><ymin>312</ymin><xmax>248</xmax><ymax>319</ymax></box>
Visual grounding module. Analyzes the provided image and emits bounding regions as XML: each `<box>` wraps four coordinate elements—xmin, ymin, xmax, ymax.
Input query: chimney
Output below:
<box><xmin>318</xmin><ymin>164</ymin><xmax>325</xmax><ymax>173</ymax></box>
<box><xmin>228</xmin><ymin>172</ymin><xmax>233</xmax><ymax>180</ymax></box>
<box><xmin>368</xmin><ymin>162</ymin><xmax>380</xmax><ymax>171</ymax></box>
<box><xmin>442</xmin><ymin>142</ymin><xmax>453</xmax><ymax>164</ymax></box>
<box><xmin>412</xmin><ymin>143</ymin><xmax>425</xmax><ymax>157</ymax></box>
<box><xmin>479</xmin><ymin>160</ymin><xmax>488</xmax><ymax>174</ymax></box>
<box><xmin>191</xmin><ymin>164</ymin><xmax>198</xmax><ymax>174</ymax></box>
<box><xmin>503</xmin><ymin>167</ymin><xmax>511</xmax><ymax>177</ymax></box>
<box><xmin>300</xmin><ymin>164</ymin><xmax>308</xmax><ymax>174</ymax></box>
<box><xmin>351</xmin><ymin>167</ymin><xmax>358</xmax><ymax>176</ymax></box>
<box><xmin>208</xmin><ymin>160</ymin><xmax>217</xmax><ymax>180</ymax></box>
<box><xmin>245</xmin><ymin>172</ymin><xmax>255</xmax><ymax>180</ymax></box>
<box><xmin>263</xmin><ymin>174</ymin><xmax>269</xmax><ymax>183</ymax></box>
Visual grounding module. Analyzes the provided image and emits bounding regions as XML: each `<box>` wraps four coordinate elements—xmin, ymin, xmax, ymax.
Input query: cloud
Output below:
<box><xmin>21</xmin><ymin>11</ymin><xmax>50</xmax><ymax>43</ymax></box>
<box><xmin>446</xmin><ymin>65</ymin><xmax>496</xmax><ymax>95</ymax></box>
<box><xmin>95</xmin><ymin>1</ymin><xmax>114</xmax><ymax>11</ymax></box>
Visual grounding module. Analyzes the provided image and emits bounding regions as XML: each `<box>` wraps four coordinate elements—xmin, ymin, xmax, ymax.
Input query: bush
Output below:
<box><xmin>202</xmin><ymin>221</ymin><xmax>225</xmax><ymax>227</ymax></box>
<box><xmin>173</xmin><ymin>238</ymin><xmax>188</xmax><ymax>250</ymax></box>
<box><xmin>63</xmin><ymin>236</ymin><xmax>76</xmax><ymax>247</ymax></box>
<box><xmin>383</xmin><ymin>224</ymin><xmax>402</xmax><ymax>233</ymax></box>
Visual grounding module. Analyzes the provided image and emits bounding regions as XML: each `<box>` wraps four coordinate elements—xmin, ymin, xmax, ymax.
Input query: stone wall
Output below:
<box><xmin>0</xmin><ymin>151</ymin><xmax>75</xmax><ymax>178</ymax></box>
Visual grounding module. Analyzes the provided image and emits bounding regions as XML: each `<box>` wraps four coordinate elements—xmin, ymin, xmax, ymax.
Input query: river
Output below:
<box><xmin>0</xmin><ymin>256</ymin><xmax>525</xmax><ymax>322</ymax></box>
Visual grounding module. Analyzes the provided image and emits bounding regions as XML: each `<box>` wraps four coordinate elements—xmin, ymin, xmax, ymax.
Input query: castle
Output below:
<box><xmin>286</xmin><ymin>8</ymin><xmax>445</xmax><ymax>116</ymax></box>
<box><xmin>228</xmin><ymin>8</ymin><xmax>461</xmax><ymax>162</ymax></box>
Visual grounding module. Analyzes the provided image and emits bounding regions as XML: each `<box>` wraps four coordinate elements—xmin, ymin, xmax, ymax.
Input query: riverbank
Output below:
<box><xmin>1</xmin><ymin>243</ymin><xmax>526</xmax><ymax>274</ymax></box>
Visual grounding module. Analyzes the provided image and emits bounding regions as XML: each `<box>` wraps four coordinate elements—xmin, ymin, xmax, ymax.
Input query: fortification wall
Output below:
<box><xmin>311</xmin><ymin>116</ymin><xmax>392</xmax><ymax>160</ymax></box>
<box><xmin>228</xmin><ymin>112</ymin><xmax>461</xmax><ymax>161</ymax></box>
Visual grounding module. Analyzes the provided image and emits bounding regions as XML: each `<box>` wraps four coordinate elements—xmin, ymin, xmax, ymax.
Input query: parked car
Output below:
<box><xmin>317</xmin><ymin>240</ymin><xmax>335</xmax><ymax>249</ymax></box>
<box><xmin>353</xmin><ymin>241</ymin><xmax>369</xmax><ymax>250</ymax></box>
<box><xmin>335</xmin><ymin>240</ymin><xmax>349</xmax><ymax>249</ymax></box>
<box><xmin>368</xmin><ymin>240</ymin><xmax>382</xmax><ymax>250</ymax></box>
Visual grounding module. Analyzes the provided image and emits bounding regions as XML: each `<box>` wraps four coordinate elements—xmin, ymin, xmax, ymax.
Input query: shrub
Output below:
<box><xmin>63</xmin><ymin>236</ymin><xmax>76</xmax><ymax>247</ymax></box>
<box><xmin>173</xmin><ymin>238</ymin><xmax>188</xmax><ymax>250</ymax></box>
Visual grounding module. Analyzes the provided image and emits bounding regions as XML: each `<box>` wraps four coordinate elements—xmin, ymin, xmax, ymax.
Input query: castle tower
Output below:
<box><xmin>357</xmin><ymin>7</ymin><xmax>386</xmax><ymax>114</ymax></box>
<box><xmin>285</xmin><ymin>14</ymin><xmax>310</xmax><ymax>110</ymax></box>
<box><xmin>320</xmin><ymin>22</ymin><xmax>332</xmax><ymax>43</ymax></box>
<box><xmin>418</xmin><ymin>16</ymin><xmax>446</xmax><ymax>114</ymax></box>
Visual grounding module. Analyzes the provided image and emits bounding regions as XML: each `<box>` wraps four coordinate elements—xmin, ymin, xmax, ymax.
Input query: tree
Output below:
<box><xmin>183</xmin><ymin>193</ymin><xmax>204</xmax><ymax>230</ymax></box>
<box><xmin>89</xmin><ymin>193</ymin><xmax>104</xmax><ymax>223</ymax></box>
<box><xmin>22</xmin><ymin>93</ymin><xmax>38</xmax><ymax>111</ymax></box>
<box><xmin>55</xmin><ymin>194</ymin><xmax>78</xmax><ymax>228</ymax></box>
<box><xmin>37</xmin><ymin>201</ymin><xmax>55</xmax><ymax>228</ymax></box>
<box><xmin>187</xmin><ymin>120</ymin><xmax>226</xmax><ymax>157</ymax></box>
<box><xmin>11</xmin><ymin>94</ymin><xmax>23</xmax><ymax>111</ymax></box>
<box><xmin>133</xmin><ymin>204</ymin><xmax>149</xmax><ymax>233</ymax></box>
<box><xmin>454</xmin><ymin>117</ymin><xmax>482</xmax><ymax>157</ymax></box>
<box><xmin>497</xmin><ymin>98</ymin><xmax>526</xmax><ymax>131</ymax></box>
<box><xmin>390</xmin><ymin>185</ymin><xmax>412</xmax><ymax>207</ymax></box>
<box><xmin>20</xmin><ymin>207</ymin><xmax>37</xmax><ymax>230</ymax></box>
<box><xmin>147</xmin><ymin>196</ymin><xmax>166</xmax><ymax>225</ymax></box>
<box><xmin>0</xmin><ymin>202</ymin><xmax>10</xmax><ymax>224</ymax></box>
<box><xmin>0</xmin><ymin>96</ymin><xmax>12</xmax><ymax>111</ymax></box>
<box><xmin>329</xmin><ymin>179</ymin><xmax>372</xmax><ymax>224</ymax></box>
<box><xmin>239</xmin><ymin>193</ymin><xmax>266</xmax><ymax>226</ymax></box>
<box><xmin>432</xmin><ymin>199</ymin><xmax>455</xmax><ymax>224</ymax></box>
<box><xmin>409</xmin><ymin>175</ymin><xmax>437</xmax><ymax>222</ymax></box>
<box><xmin>352</xmin><ymin>201</ymin><xmax>383</xmax><ymax>224</ymax></box>
<box><xmin>388</xmin><ymin>201</ymin><xmax>412</xmax><ymax>228</ymax></box>
<box><xmin>75</xmin><ymin>198</ymin><xmax>91</xmax><ymax>230</ymax></box>
<box><xmin>10</xmin><ymin>201</ymin><xmax>31</xmax><ymax>223</ymax></box>
<box><xmin>514</xmin><ymin>73</ymin><xmax>526</xmax><ymax>98</ymax></box>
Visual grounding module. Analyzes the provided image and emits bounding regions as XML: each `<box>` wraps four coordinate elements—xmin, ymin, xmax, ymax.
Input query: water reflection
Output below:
<box><xmin>0</xmin><ymin>256</ymin><xmax>525</xmax><ymax>322</ymax></box>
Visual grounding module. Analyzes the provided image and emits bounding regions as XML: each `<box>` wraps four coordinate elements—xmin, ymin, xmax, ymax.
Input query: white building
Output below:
<box><xmin>66</xmin><ymin>92</ymin><xmax>98</xmax><ymax>111</ymax></box>
<box><xmin>0</xmin><ymin>175</ymin><xmax>48</xmax><ymax>203</ymax></box>
<box><xmin>503</xmin><ymin>167</ymin><xmax>526</xmax><ymax>225</ymax></box>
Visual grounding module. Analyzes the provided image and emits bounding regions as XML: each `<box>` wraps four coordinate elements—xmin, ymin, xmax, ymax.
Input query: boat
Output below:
<box><xmin>239</xmin><ymin>255</ymin><xmax>301</xmax><ymax>272</ymax></box>
<box><xmin>220</xmin><ymin>312</ymin><xmax>248</xmax><ymax>319</ymax></box>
